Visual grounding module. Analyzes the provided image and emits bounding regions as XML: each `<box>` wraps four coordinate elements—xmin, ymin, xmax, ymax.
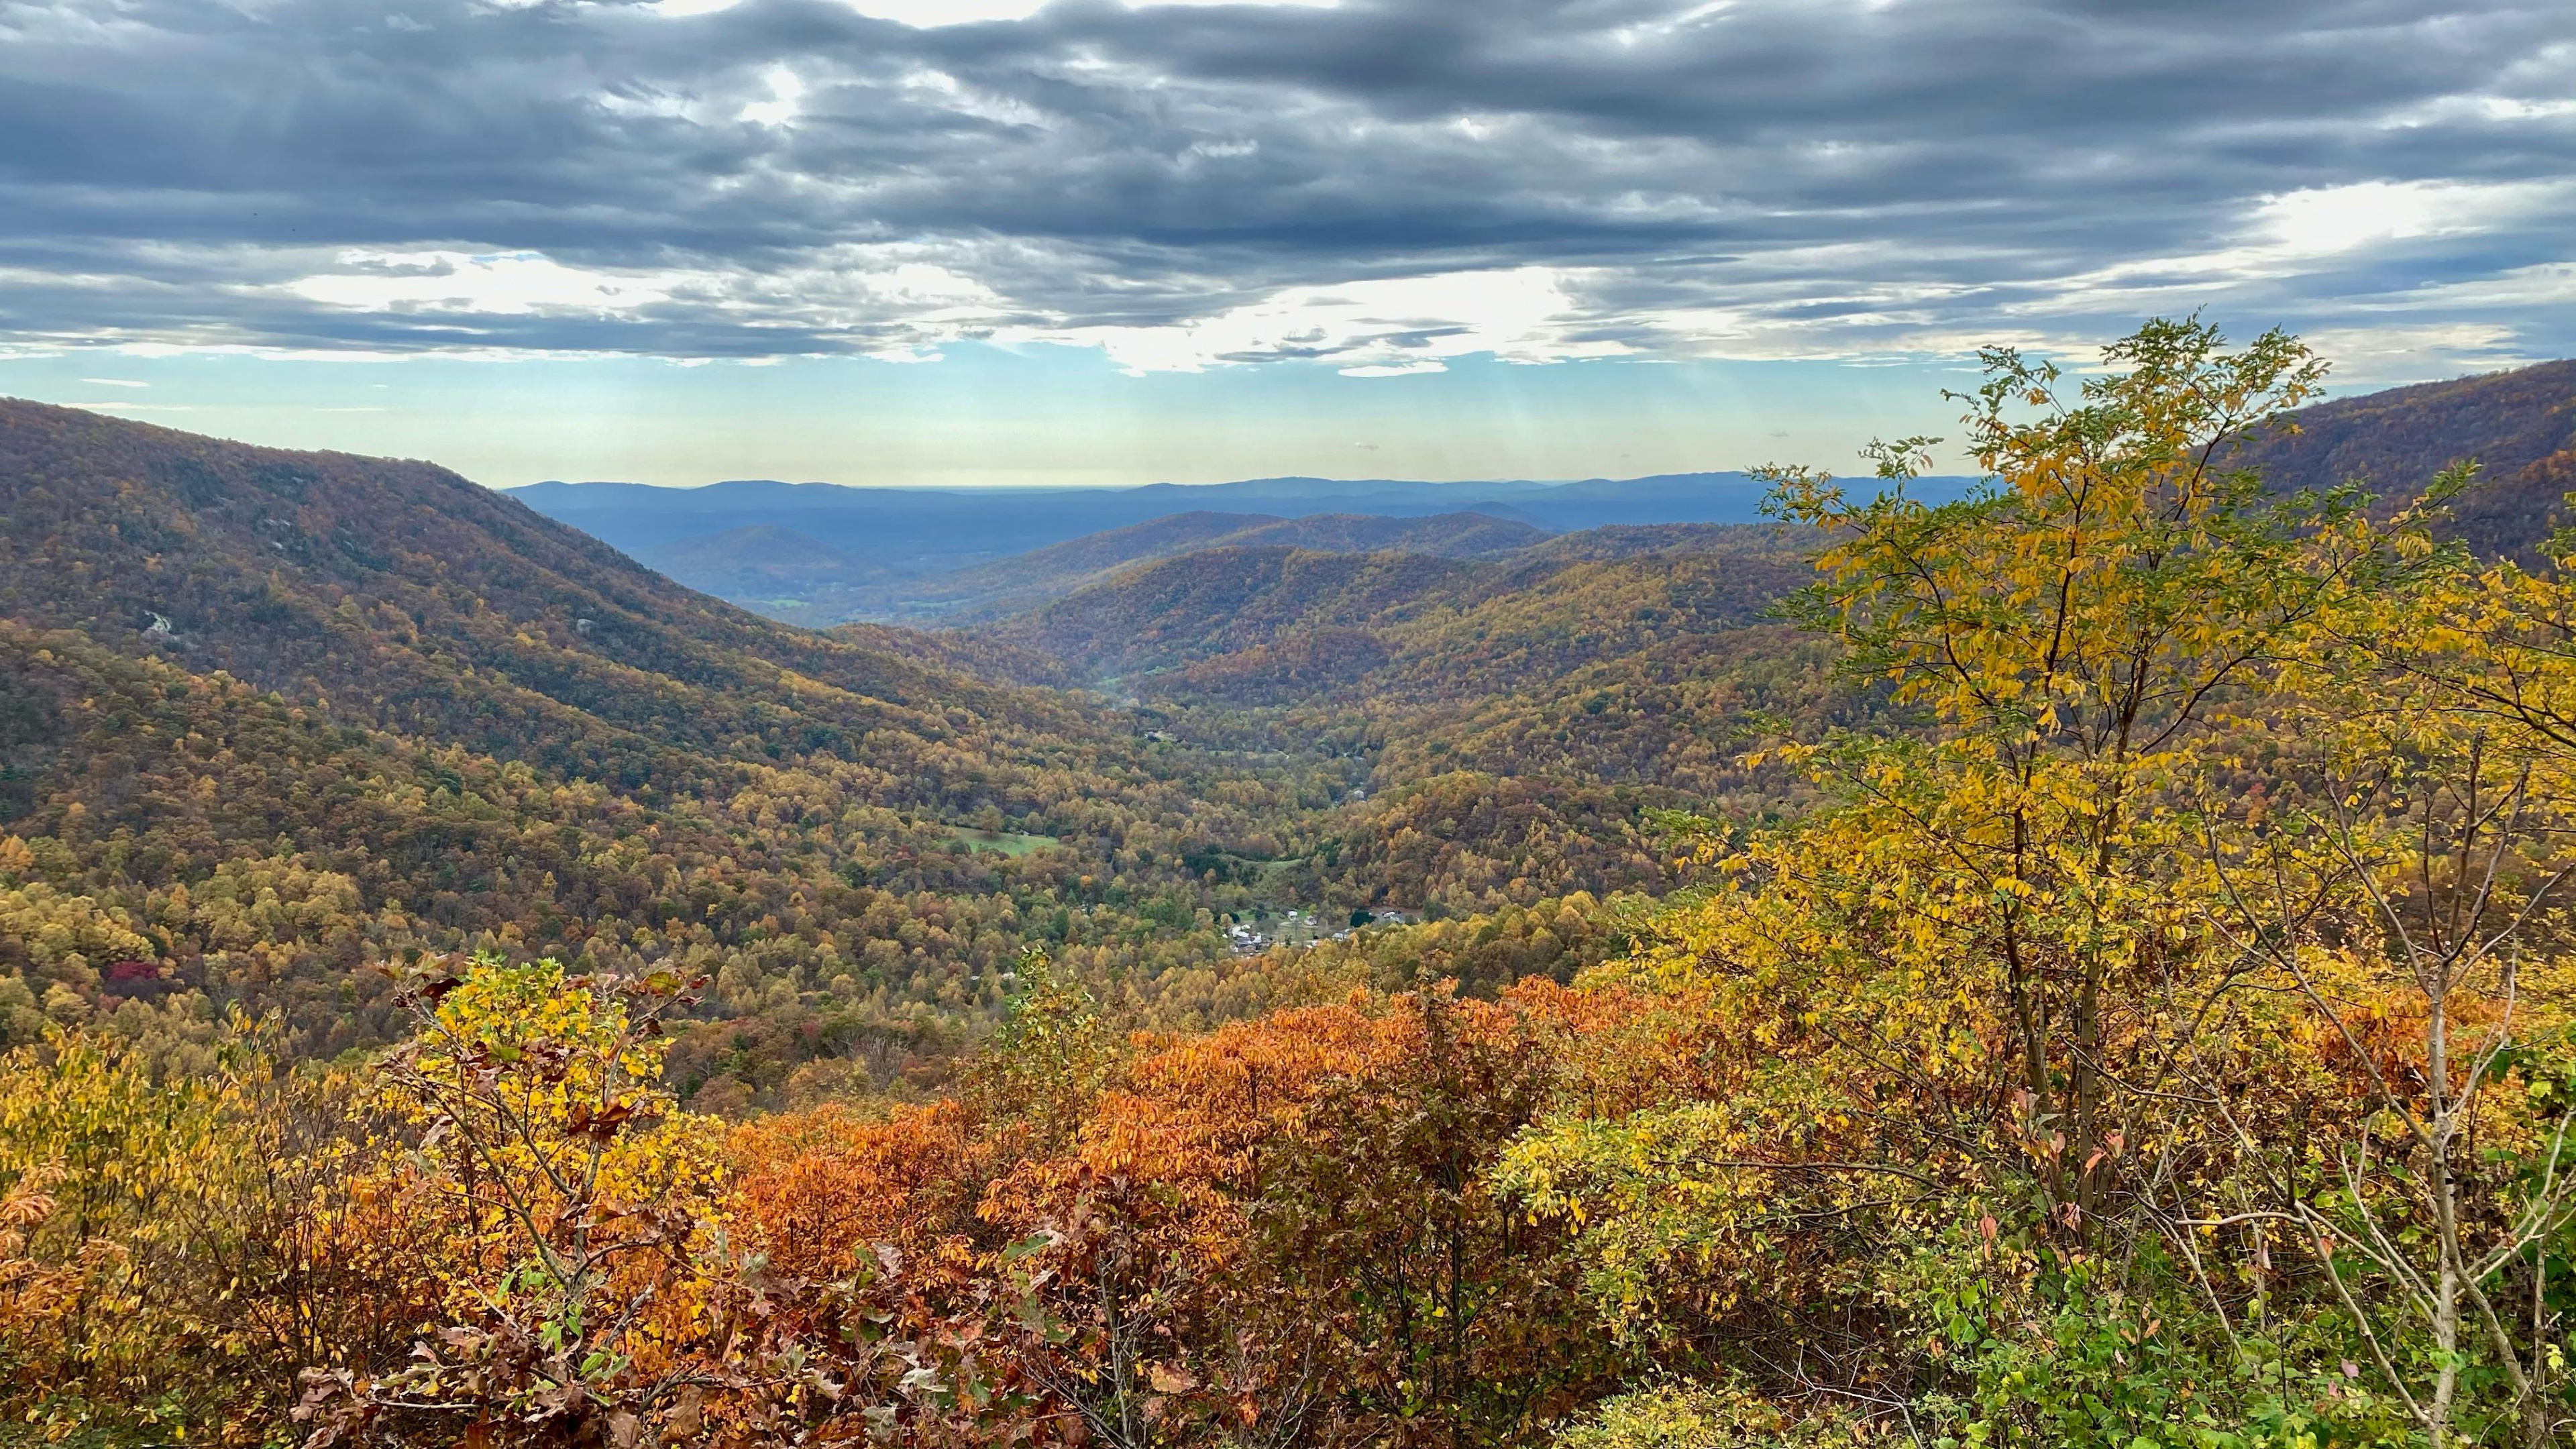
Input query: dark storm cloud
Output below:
<box><xmin>1</xmin><ymin>0</ymin><xmax>2570</xmax><ymax>374</ymax></box>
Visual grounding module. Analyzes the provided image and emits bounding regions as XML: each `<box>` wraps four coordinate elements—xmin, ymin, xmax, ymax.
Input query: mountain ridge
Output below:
<box><xmin>503</xmin><ymin>468</ymin><xmax>1913</xmax><ymax>619</ymax></box>
<box><xmin>2235</xmin><ymin>358</ymin><xmax>2576</xmax><ymax>555</ymax></box>
<box><xmin>0</xmin><ymin>394</ymin><xmax>1756</xmax><ymax>1095</ymax></box>
<box><xmin>835</xmin><ymin>510</ymin><xmax>1553</xmax><ymax>626</ymax></box>
<box><xmin>504</xmin><ymin>358</ymin><xmax>2576</xmax><ymax>631</ymax></box>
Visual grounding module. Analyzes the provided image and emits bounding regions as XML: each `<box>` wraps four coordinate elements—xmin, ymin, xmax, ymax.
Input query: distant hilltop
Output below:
<box><xmin>505</xmin><ymin>470</ymin><xmax>1978</xmax><ymax>615</ymax></box>
<box><xmin>505</xmin><ymin>356</ymin><xmax>2576</xmax><ymax>630</ymax></box>
<box><xmin>502</xmin><ymin>469</ymin><xmax>1955</xmax><ymax>545</ymax></box>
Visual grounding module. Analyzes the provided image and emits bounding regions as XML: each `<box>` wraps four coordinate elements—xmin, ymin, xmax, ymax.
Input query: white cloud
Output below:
<box><xmin>1024</xmin><ymin>268</ymin><xmax>1631</xmax><ymax>375</ymax></box>
<box><xmin>2019</xmin><ymin>178</ymin><xmax>2576</xmax><ymax>327</ymax></box>
<box><xmin>2370</xmin><ymin>262</ymin><xmax>2576</xmax><ymax>313</ymax></box>
<box><xmin>659</xmin><ymin>0</ymin><xmax>1336</xmax><ymax>25</ymax></box>
<box><xmin>285</xmin><ymin>251</ymin><xmax>678</xmax><ymax>317</ymax></box>
<box><xmin>895</xmin><ymin>66</ymin><xmax>1053</xmax><ymax>129</ymax></box>
<box><xmin>840</xmin><ymin>0</ymin><xmax>1053</xmax><ymax>23</ymax></box>
<box><xmin>1180</xmin><ymin>138</ymin><xmax>1260</xmax><ymax>162</ymax></box>
<box><xmin>2293</xmin><ymin>322</ymin><xmax>2536</xmax><ymax>383</ymax></box>
<box><xmin>78</xmin><ymin>377</ymin><xmax>149</xmax><ymax>387</ymax></box>
<box><xmin>737</xmin><ymin>64</ymin><xmax>804</xmax><ymax>127</ymax></box>
<box><xmin>2254</xmin><ymin>179</ymin><xmax>2559</xmax><ymax>259</ymax></box>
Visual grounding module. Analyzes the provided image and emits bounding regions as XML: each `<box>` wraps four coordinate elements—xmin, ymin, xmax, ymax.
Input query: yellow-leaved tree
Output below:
<box><xmin>294</xmin><ymin>955</ymin><xmax>738</xmax><ymax>1447</ymax></box>
<box><xmin>1500</xmin><ymin>317</ymin><xmax>2521</xmax><ymax>1446</ymax></box>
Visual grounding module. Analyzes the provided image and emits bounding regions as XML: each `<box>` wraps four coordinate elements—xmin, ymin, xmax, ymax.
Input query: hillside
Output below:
<box><xmin>0</xmin><ymin>399</ymin><xmax>1075</xmax><ymax>784</ymax></box>
<box><xmin>0</xmin><ymin>400</ymin><xmax>1403</xmax><ymax>1096</ymax></box>
<box><xmin>855</xmin><ymin>509</ymin><xmax>1550</xmax><ymax>625</ymax></box>
<box><xmin>992</xmin><ymin>546</ymin><xmax>1495</xmax><ymax>678</ymax></box>
<box><xmin>1519</xmin><ymin>521</ymin><xmax>1798</xmax><ymax>562</ymax></box>
<box><xmin>2237</xmin><ymin>356</ymin><xmax>2576</xmax><ymax>553</ymax></box>
<box><xmin>969</xmin><ymin>510</ymin><xmax>1288</xmax><ymax>582</ymax></box>
<box><xmin>985</xmin><ymin>523</ymin><xmax>1808</xmax><ymax>695</ymax></box>
<box><xmin>1216</xmin><ymin>511</ymin><xmax>1546</xmax><ymax>558</ymax></box>
<box><xmin>0</xmin><ymin>401</ymin><xmax>1814</xmax><ymax>1099</ymax></box>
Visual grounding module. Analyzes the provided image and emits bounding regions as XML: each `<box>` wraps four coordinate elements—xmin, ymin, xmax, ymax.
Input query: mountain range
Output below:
<box><xmin>0</xmin><ymin>399</ymin><xmax>1798</xmax><ymax>1096</ymax></box>
<box><xmin>508</xmin><ymin>469</ymin><xmax>1970</xmax><ymax>625</ymax></box>
<box><xmin>511</xmin><ymin>356</ymin><xmax>2576</xmax><ymax>629</ymax></box>
<box><xmin>6</xmin><ymin>342</ymin><xmax>2575</xmax><ymax>1449</ymax></box>
<box><xmin>2</xmin><ymin>354</ymin><xmax>2572</xmax><ymax>1103</ymax></box>
<box><xmin>647</xmin><ymin>509</ymin><xmax>1559</xmax><ymax>627</ymax></box>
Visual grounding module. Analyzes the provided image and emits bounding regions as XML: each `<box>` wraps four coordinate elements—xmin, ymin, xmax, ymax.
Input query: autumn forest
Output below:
<box><xmin>10</xmin><ymin>319</ymin><xmax>2576</xmax><ymax>1449</ymax></box>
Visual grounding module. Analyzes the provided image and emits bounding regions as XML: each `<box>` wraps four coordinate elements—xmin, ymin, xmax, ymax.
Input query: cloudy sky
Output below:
<box><xmin>1</xmin><ymin>0</ymin><xmax>2571</xmax><ymax>486</ymax></box>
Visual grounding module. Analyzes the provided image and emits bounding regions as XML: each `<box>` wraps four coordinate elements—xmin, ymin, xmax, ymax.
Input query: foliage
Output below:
<box><xmin>2226</xmin><ymin>356</ymin><xmax>2576</xmax><ymax>557</ymax></box>
<box><xmin>0</xmin><ymin>1020</ymin><xmax>429</xmax><ymax>1444</ymax></box>
<box><xmin>1551</xmin><ymin>1380</ymin><xmax>1870</xmax><ymax>1449</ymax></box>
<box><xmin>0</xmin><ymin>392</ymin><xmax>1811</xmax><ymax>1092</ymax></box>
<box><xmin>9</xmin><ymin>322</ymin><xmax>2576</xmax><ymax>1447</ymax></box>
<box><xmin>1494</xmin><ymin>319</ymin><xmax>2576</xmax><ymax>1446</ymax></box>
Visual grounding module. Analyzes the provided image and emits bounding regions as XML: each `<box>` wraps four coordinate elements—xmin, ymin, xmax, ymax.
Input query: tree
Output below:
<box><xmin>1502</xmin><ymin>318</ymin><xmax>2471</xmax><ymax>1440</ymax></box>
<box><xmin>295</xmin><ymin>954</ymin><xmax>739</xmax><ymax>1447</ymax></box>
<box><xmin>2184</xmin><ymin>516</ymin><xmax>2576</xmax><ymax>1448</ymax></box>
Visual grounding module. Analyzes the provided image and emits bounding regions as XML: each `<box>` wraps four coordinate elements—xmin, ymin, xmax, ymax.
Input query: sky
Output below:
<box><xmin>1</xmin><ymin>0</ymin><xmax>2571</xmax><ymax>488</ymax></box>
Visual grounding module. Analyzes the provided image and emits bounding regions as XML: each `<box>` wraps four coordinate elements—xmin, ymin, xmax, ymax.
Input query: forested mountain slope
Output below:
<box><xmin>1518</xmin><ymin>521</ymin><xmax>1794</xmax><ymax>562</ymax></box>
<box><xmin>992</xmin><ymin>546</ymin><xmax>1495</xmax><ymax>677</ymax></box>
<box><xmin>0</xmin><ymin>401</ymin><xmax>1387</xmax><ymax>1099</ymax></box>
<box><xmin>0</xmin><ymin>399</ymin><xmax>1073</xmax><ymax>780</ymax></box>
<box><xmin>826</xmin><ymin>508</ymin><xmax>1547</xmax><ymax>625</ymax></box>
<box><xmin>955</xmin><ymin>526</ymin><xmax>1835</xmax><ymax>920</ymax></box>
<box><xmin>983</xmin><ymin>524</ymin><xmax>1811</xmax><ymax>707</ymax></box>
<box><xmin>2238</xmin><ymin>356</ymin><xmax>2576</xmax><ymax>553</ymax></box>
<box><xmin>1216</xmin><ymin>511</ymin><xmax>1546</xmax><ymax>558</ymax></box>
<box><xmin>0</xmin><ymin>401</ymin><xmax>1793</xmax><ymax>1104</ymax></box>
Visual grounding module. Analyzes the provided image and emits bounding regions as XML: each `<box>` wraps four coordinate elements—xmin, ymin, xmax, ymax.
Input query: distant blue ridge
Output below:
<box><xmin>508</xmin><ymin>472</ymin><xmax>1977</xmax><ymax>565</ymax></box>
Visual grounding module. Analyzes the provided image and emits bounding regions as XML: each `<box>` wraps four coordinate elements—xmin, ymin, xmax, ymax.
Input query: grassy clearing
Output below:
<box><xmin>941</xmin><ymin>828</ymin><xmax>1061</xmax><ymax>857</ymax></box>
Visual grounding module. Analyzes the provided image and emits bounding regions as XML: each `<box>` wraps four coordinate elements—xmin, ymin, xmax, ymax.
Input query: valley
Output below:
<box><xmin>7</xmin><ymin>356</ymin><xmax>2575</xmax><ymax>1112</ymax></box>
<box><xmin>0</xmin><ymin>400</ymin><xmax>1839</xmax><ymax>1110</ymax></box>
<box><xmin>7</xmin><ymin>337</ymin><xmax>2576</xmax><ymax>1446</ymax></box>
<box><xmin>513</xmin><ymin>469</ymin><xmax>1948</xmax><ymax>627</ymax></box>
<box><xmin>7</xmin><ymin>0</ymin><xmax>2569</xmax><ymax>1435</ymax></box>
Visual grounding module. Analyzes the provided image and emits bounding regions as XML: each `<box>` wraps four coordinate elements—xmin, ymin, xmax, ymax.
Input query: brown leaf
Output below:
<box><xmin>567</xmin><ymin>1102</ymin><xmax>638</xmax><ymax>1142</ymax></box>
<box><xmin>660</xmin><ymin>1389</ymin><xmax>704</xmax><ymax>1444</ymax></box>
